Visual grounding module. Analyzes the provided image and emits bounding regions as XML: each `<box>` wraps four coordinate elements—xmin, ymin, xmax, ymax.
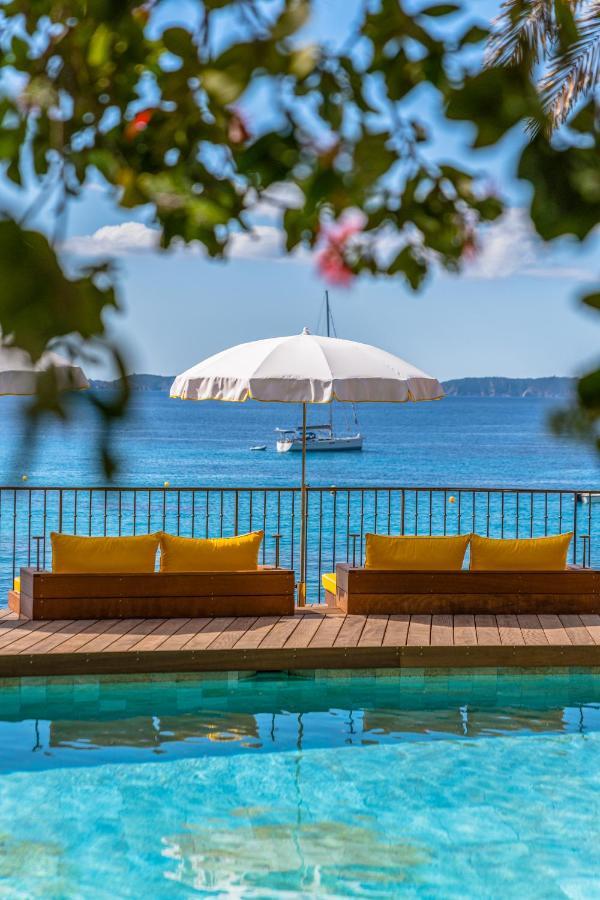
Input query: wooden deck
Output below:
<box><xmin>1</xmin><ymin>607</ymin><xmax>600</xmax><ymax>676</ymax></box>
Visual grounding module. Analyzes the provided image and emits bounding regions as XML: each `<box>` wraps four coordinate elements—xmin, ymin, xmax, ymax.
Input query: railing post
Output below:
<box><xmin>350</xmin><ymin>533</ymin><xmax>359</xmax><ymax>567</ymax></box>
<box><xmin>32</xmin><ymin>535</ymin><xmax>44</xmax><ymax>571</ymax></box>
<box><xmin>273</xmin><ymin>533</ymin><xmax>281</xmax><ymax>569</ymax></box>
<box><xmin>581</xmin><ymin>534</ymin><xmax>590</xmax><ymax>568</ymax></box>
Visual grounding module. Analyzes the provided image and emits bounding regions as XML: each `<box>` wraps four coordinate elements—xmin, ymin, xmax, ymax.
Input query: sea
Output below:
<box><xmin>0</xmin><ymin>393</ymin><xmax>598</xmax><ymax>601</ymax></box>
<box><xmin>0</xmin><ymin>392</ymin><xmax>597</xmax><ymax>489</ymax></box>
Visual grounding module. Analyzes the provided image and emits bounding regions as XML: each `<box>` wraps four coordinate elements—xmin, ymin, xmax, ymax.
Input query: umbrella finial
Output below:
<box><xmin>301</xmin><ymin>326</ymin><xmax>311</xmax><ymax>335</ymax></box>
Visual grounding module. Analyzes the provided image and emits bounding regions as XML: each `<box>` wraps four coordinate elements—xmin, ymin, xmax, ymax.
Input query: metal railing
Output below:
<box><xmin>0</xmin><ymin>485</ymin><xmax>598</xmax><ymax>604</ymax></box>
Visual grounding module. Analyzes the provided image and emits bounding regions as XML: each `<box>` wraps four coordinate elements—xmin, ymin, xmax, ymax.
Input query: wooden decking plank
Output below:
<box><xmin>517</xmin><ymin>614</ymin><xmax>548</xmax><ymax>646</ymax></box>
<box><xmin>205</xmin><ymin>617</ymin><xmax>258</xmax><ymax>651</ymax></box>
<box><xmin>182</xmin><ymin>617</ymin><xmax>236</xmax><ymax>651</ymax></box>
<box><xmin>431</xmin><ymin>614</ymin><xmax>453</xmax><ymax>646</ymax></box>
<box><xmin>128</xmin><ymin>618</ymin><xmax>191</xmax><ymax>652</ymax></box>
<box><xmin>358</xmin><ymin>615</ymin><xmax>389</xmax><ymax>647</ymax></box>
<box><xmin>537</xmin><ymin>613</ymin><xmax>572</xmax><ymax>645</ymax></box>
<box><xmin>382</xmin><ymin>614</ymin><xmax>410</xmax><ymax>647</ymax></box>
<box><xmin>156</xmin><ymin>618</ymin><xmax>212</xmax><ymax>652</ymax></box>
<box><xmin>260</xmin><ymin>617</ymin><xmax>302</xmax><ymax>649</ymax></box>
<box><xmin>232</xmin><ymin>616</ymin><xmax>280</xmax><ymax>650</ymax></box>
<box><xmin>76</xmin><ymin>619</ymin><xmax>145</xmax><ymax>653</ymax></box>
<box><xmin>309</xmin><ymin>614</ymin><xmax>346</xmax><ymax>648</ymax></box>
<box><xmin>497</xmin><ymin>614</ymin><xmax>525</xmax><ymax>646</ymax></box>
<box><xmin>558</xmin><ymin>614</ymin><xmax>595</xmax><ymax>646</ymax></box>
<box><xmin>46</xmin><ymin>619</ymin><xmax>117</xmax><ymax>654</ymax></box>
<box><xmin>475</xmin><ymin>614</ymin><xmax>501</xmax><ymax>646</ymax></box>
<box><xmin>20</xmin><ymin>618</ymin><xmax>99</xmax><ymax>654</ymax></box>
<box><xmin>334</xmin><ymin>615</ymin><xmax>367</xmax><ymax>648</ymax></box>
<box><xmin>406</xmin><ymin>615</ymin><xmax>431</xmax><ymax>646</ymax></box>
<box><xmin>284</xmin><ymin>614</ymin><xmax>322</xmax><ymax>648</ymax></box>
<box><xmin>453</xmin><ymin>615</ymin><xmax>477</xmax><ymax>646</ymax></box>
<box><xmin>0</xmin><ymin>617</ymin><xmax>48</xmax><ymax>650</ymax></box>
<box><xmin>1</xmin><ymin>609</ymin><xmax>599</xmax><ymax>676</ymax></box>
<box><xmin>2</xmin><ymin>619</ymin><xmax>73</xmax><ymax>654</ymax></box>
<box><xmin>579</xmin><ymin>614</ymin><xmax>600</xmax><ymax>645</ymax></box>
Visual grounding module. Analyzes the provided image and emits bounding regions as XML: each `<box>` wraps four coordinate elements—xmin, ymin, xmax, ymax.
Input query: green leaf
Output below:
<box><xmin>459</xmin><ymin>25</ymin><xmax>489</xmax><ymax>45</ymax></box>
<box><xmin>420</xmin><ymin>4</ymin><xmax>461</xmax><ymax>16</ymax></box>
<box><xmin>388</xmin><ymin>245</ymin><xmax>428</xmax><ymax>290</ymax></box>
<box><xmin>0</xmin><ymin>220</ymin><xmax>116</xmax><ymax>360</ymax></box>
<box><xmin>272</xmin><ymin>0</ymin><xmax>310</xmax><ymax>40</ymax></box>
<box><xmin>202</xmin><ymin>67</ymin><xmax>248</xmax><ymax>104</ymax></box>
<box><xmin>578</xmin><ymin>369</ymin><xmax>600</xmax><ymax>413</ymax></box>
<box><xmin>354</xmin><ymin>132</ymin><xmax>396</xmax><ymax>182</ymax></box>
<box><xmin>162</xmin><ymin>27</ymin><xmax>195</xmax><ymax>59</ymax></box>
<box><xmin>582</xmin><ymin>291</ymin><xmax>600</xmax><ymax>311</ymax></box>
<box><xmin>87</xmin><ymin>24</ymin><xmax>112</xmax><ymax>67</ymax></box>
<box><xmin>446</xmin><ymin>65</ymin><xmax>543</xmax><ymax>147</ymax></box>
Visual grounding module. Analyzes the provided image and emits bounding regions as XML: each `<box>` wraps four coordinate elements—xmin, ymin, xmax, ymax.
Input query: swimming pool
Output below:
<box><xmin>1</xmin><ymin>668</ymin><xmax>600</xmax><ymax>897</ymax></box>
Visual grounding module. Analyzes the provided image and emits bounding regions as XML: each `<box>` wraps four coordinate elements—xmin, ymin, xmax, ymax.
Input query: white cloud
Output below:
<box><xmin>63</xmin><ymin>222</ymin><xmax>160</xmax><ymax>256</ymax></box>
<box><xmin>464</xmin><ymin>208</ymin><xmax>593</xmax><ymax>281</ymax></box>
<box><xmin>63</xmin><ymin>220</ymin><xmax>310</xmax><ymax>264</ymax></box>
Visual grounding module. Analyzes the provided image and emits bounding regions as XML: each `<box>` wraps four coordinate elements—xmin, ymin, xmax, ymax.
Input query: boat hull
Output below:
<box><xmin>277</xmin><ymin>435</ymin><xmax>363</xmax><ymax>453</ymax></box>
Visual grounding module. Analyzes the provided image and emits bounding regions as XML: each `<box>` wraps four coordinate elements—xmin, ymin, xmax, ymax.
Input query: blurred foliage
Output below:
<box><xmin>0</xmin><ymin>0</ymin><xmax>597</xmax><ymax>472</ymax></box>
<box><xmin>486</xmin><ymin>0</ymin><xmax>600</xmax><ymax>130</ymax></box>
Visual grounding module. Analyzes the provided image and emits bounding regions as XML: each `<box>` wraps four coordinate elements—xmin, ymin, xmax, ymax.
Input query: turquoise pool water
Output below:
<box><xmin>1</xmin><ymin>669</ymin><xmax>600</xmax><ymax>897</ymax></box>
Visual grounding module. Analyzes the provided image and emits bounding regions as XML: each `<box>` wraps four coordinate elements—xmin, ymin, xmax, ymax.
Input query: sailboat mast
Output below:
<box><xmin>325</xmin><ymin>291</ymin><xmax>333</xmax><ymax>428</ymax></box>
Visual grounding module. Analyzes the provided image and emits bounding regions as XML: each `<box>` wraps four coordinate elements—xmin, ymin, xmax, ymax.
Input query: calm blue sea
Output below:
<box><xmin>0</xmin><ymin>393</ymin><xmax>597</xmax><ymax>488</ymax></box>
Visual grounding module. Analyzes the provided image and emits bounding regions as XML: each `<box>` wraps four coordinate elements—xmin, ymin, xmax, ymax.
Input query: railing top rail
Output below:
<box><xmin>0</xmin><ymin>484</ymin><xmax>597</xmax><ymax>493</ymax></box>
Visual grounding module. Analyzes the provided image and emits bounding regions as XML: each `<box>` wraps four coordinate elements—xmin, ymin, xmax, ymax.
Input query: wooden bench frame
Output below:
<box><xmin>10</xmin><ymin>566</ymin><xmax>296</xmax><ymax>620</ymax></box>
<box><xmin>333</xmin><ymin>563</ymin><xmax>600</xmax><ymax>615</ymax></box>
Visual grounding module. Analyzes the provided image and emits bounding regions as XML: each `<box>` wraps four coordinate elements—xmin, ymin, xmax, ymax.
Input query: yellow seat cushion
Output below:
<box><xmin>51</xmin><ymin>532</ymin><xmax>160</xmax><ymax>574</ymax></box>
<box><xmin>365</xmin><ymin>533</ymin><xmax>470</xmax><ymax>570</ymax></box>
<box><xmin>322</xmin><ymin>572</ymin><xmax>336</xmax><ymax>595</ymax></box>
<box><xmin>159</xmin><ymin>531</ymin><xmax>263</xmax><ymax>573</ymax></box>
<box><xmin>470</xmin><ymin>533</ymin><xmax>573</xmax><ymax>571</ymax></box>
<box><xmin>13</xmin><ymin>576</ymin><xmax>20</xmax><ymax>593</ymax></box>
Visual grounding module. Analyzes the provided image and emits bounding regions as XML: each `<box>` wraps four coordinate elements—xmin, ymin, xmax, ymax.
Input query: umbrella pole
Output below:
<box><xmin>298</xmin><ymin>401</ymin><xmax>308</xmax><ymax>606</ymax></box>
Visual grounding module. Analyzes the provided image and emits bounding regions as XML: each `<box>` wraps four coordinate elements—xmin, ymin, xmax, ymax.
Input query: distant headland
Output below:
<box><xmin>90</xmin><ymin>374</ymin><xmax>576</xmax><ymax>399</ymax></box>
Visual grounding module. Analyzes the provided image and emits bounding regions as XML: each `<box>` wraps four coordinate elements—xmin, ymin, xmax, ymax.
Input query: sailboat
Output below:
<box><xmin>275</xmin><ymin>292</ymin><xmax>364</xmax><ymax>453</ymax></box>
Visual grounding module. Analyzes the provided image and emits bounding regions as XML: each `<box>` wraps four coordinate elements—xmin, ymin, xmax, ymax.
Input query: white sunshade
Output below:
<box><xmin>0</xmin><ymin>346</ymin><xmax>89</xmax><ymax>396</ymax></box>
<box><xmin>170</xmin><ymin>329</ymin><xmax>443</xmax><ymax>404</ymax></box>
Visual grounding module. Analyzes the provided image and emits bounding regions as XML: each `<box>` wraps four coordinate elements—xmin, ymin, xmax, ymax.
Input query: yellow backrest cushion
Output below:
<box><xmin>470</xmin><ymin>533</ymin><xmax>573</xmax><ymax>571</ymax></box>
<box><xmin>51</xmin><ymin>532</ymin><xmax>160</xmax><ymax>574</ymax></box>
<box><xmin>364</xmin><ymin>533</ymin><xmax>470</xmax><ymax>571</ymax></box>
<box><xmin>159</xmin><ymin>531</ymin><xmax>264</xmax><ymax>573</ymax></box>
<box><xmin>321</xmin><ymin>572</ymin><xmax>337</xmax><ymax>595</ymax></box>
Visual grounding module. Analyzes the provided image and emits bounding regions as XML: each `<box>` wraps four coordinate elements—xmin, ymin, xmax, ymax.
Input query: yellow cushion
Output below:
<box><xmin>13</xmin><ymin>576</ymin><xmax>20</xmax><ymax>593</ymax></box>
<box><xmin>51</xmin><ymin>532</ymin><xmax>160</xmax><ymax>574</ymax></box>
<box><xmin>365</xmin><ymin>533</ymin><xmax>470</xmax><ymax>570</ymax></box>
<box><xmin>470</xmin><ymin>533</ymin><xmax>573</xmax><ymax>571</ymax></box>
<box><xmin>159</xmin><ymin>531</ymin><xmax>263</xmax><ymax>573</ymax></box>
<box><xmin>322</xmin><ymin>572</ymin><xmax>336</xmax><ymax>595</ymax></box>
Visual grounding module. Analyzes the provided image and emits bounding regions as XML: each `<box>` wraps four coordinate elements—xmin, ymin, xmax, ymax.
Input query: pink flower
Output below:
<box><xmin>316</xmin><ymin>212</ymin><xmax>365</xmax><ymax>287</ymax></box>
<box><xmin>228</xmin><ymin>109</ymin><xmax>251</xmax><ymax>145</ymax></box>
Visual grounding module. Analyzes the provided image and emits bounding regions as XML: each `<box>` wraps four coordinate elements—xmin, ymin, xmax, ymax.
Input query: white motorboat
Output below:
<box><xmin>276</xmin><ymin>424</ymin><xmax>363</xmax><ymax>453</ymax></box>
<box><xmin>275</xmin><ymin>291</ymin><xmax>364</xmax><ymax>453</ymax></box>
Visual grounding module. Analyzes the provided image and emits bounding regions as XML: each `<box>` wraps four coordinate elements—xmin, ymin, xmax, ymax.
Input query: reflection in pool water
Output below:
<box><xmin>1</xmin><ymin>669</ymin><xmax>600</xmax><ymax>896</ymax></box>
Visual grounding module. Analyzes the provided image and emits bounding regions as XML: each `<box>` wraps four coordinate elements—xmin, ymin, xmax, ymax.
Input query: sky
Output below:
<box><xmin>3</xmin><ymin>0</ymin><xmax>599</xmax><ymax>382</ymax></box>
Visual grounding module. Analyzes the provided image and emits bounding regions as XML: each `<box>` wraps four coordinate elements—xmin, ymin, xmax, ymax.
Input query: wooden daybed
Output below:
<box><xmin>9</xmin><ymin>566</ymin><xmax>296</xmax><ymax>620</ymax></box>
<box><xmin>329</xmin><ymin>562</ymin><xmax>600</xmax><ymax>615</ymax></box>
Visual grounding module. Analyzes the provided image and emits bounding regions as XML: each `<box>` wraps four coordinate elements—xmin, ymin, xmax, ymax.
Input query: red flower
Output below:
<box><xmin>124</xmin><ymin>108</ymin><xmax>154</xmax><ymax>141</ymax></box>
<box><xmin>316</xmin><ymin>213</ymin><xmax>365</xmax><ymax>287</ymax></box>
